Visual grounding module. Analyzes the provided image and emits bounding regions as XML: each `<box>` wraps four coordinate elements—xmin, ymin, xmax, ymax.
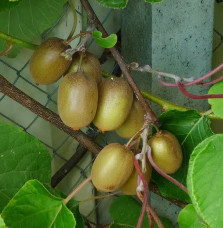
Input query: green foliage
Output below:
<box><xmin>178</xmin><ymin>204</ymin><xmax>206</xmax><ymax>228</ymax></box>
<box><xmin>94</xmin><ymin>0</ymin><xmax>128</xmax><ymax>9</ymax></box>
<box><xmin>2</xmin><ymin>180</ymin><xmax>76</xmax><ymax>228</ymax></box>
<box><xmin>0</xmin><ymin>215</ymin><xmax>6</xmax><ymax>228</ymax></box>
<box><xmin>92</xmin><ymin>30</ymin><xmax>117</xmax><ymax>48</ymax></box>
<box><xmin>145</xmin><ymin>0</ymin><xmax>162</xmax><ymax>2</ymax></box>
<box><xmin>0</xmin><ymin>121</ymin><xmax>51</xmax><ymax>212</ymax></box>
<box><xmin>0</xmin><ymin>0</ymin><xmax>67</xmax><ymax>57</ymax></box>
<box><xmin>0</xmin><ymin>0</ymin><xmax>21</xmax><ymax>12</ymax></box>
<box><xmin>152</xmin><ymin>110</ymin><xmax>213</xmax><ymax>202</ymax></box>
<box><xmin>109</xmin><ymin>195</ymin><xmax>174</xmax><ymax>227</ymax></box>
<box><xmin>187</xmin><ymin>134</ymin><xmax>223</xmax><ymax>228</ymax></box>
<box><xmin>208</xmin><ymin>81</ymin><xmax>223</xmax><ymax>118</ymax></box>
<box><xmin>94</xmin><ymin>0</ymin><xmax>162</xmax><ymax>9</ymax></box>
<box><xmin>46</xmin><ymin>186</ymin><xmax>85</xmax><ymax>228</ymax></box>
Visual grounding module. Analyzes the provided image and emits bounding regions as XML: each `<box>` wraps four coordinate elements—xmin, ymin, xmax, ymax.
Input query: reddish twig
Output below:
<box><xmin>64</xmin><ymin>176</ymin><xmax>92</xmax><ymax>204</ymax></box>
<box><xmin>137</xmin><ymin>192</ymin><xmax>164</xmax><ymax>228</ymax></box>
<box><xmin>134</xmin><ymin>158</ymin><xmax>149</xmax><ymax>228</ymax></box>
<box><xmin>0</xmin><ymin>45</ymin><xmax>13</xmax><ymax>57</ymax></box>
<box><xmin>201</xmin><ymin>75</ymin><xmax>223</xmax><ymax>86</ymax></box>
<box><xmin>147</xmin><ymin>148</ymin><xmax>188</xmax><ymax>194</ymax></box>
<box><xmin>177</xmin><ymin>82</ymin><xmax>223</xmax><ymax>99</ymax></box>
<box><xmin>159</xmin><ymin>63</ymin><xmax>223</xmax><ymax>87</ymax></box>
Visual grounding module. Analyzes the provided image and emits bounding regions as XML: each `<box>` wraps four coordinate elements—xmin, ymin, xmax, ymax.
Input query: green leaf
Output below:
<box><xmin>92</xmin><ymin>30</ymin><xmax>117</xmax><ymax>48</ymax></box>
<box><xmin>187</xmin><ymin>134</ymin><xmax>223</xmax><ymax>228</ymax></box>
<box><xmin>94</xmin><ymin>0</ymin><xmax>128</xmax><ymax>9</ymax></box>
<box><xmin>2</xmin><ymin>180</ymin><xmax>76</xmax><ymax>228</ymax></box>
<box><xmin>152</xmin><ymin>110</ymin><xmax>213</xmax><ymax>202</ymax></box>
<box><xmin>145</xmin><ymin>0</ymin><xmax>162</xmax><ymax>3</ymax></box>
<box><xmin>46</xmin><ymin>186</ymin><xmax>85</xmax><ymax>228</ymax></box>
<box><xmin>0</xmin><ymin>215</ymin><xmax>6</xmax><ymax>228</ymax></box>
<box><xmin>0</xmin><ymin>0</ymin><xmax>21</xmax><ymax>12</ymax></box>
<box><xmin>0</xmin><ymin>0</ymin><xmax>66</xmax><ymax>57</ymax></box>
<box><xmin>109</xmin><ymin>195</ymin><xmax>174</xmax><ymax>228</ymax></box>
<box><xmin>178</xmin><ymin>204</ymin><xmax>206</xmax><ymax>228</ymax></box>
<box><xmin>0</xmin><ymin>121</ymin><xmax>51</xmax><ymax>212</ymax></box>
<box><xmin>208</xmin><ymin>81</ymin><xmax>223</xmax><ymax>118</ymax></box>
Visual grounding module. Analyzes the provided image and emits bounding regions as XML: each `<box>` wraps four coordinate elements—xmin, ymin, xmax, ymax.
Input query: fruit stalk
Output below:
<box><xmin>64</xmin><ymin>176</ymin><xmax>92</xmax><ymax>204</ymax></box>
<box><xmin>0</xmin><ymin>31</ymin><xmax>37</xmax><ymax>50</ymax></box>
<box><xmin>80</xmin><ymin>0</ymin><xmax>158</xmax><ymax>126</ymax></box>
<box><xmin>134</xmin><ymin>158</ymin><xmax>149</xmax><ymax>228</ymax></box>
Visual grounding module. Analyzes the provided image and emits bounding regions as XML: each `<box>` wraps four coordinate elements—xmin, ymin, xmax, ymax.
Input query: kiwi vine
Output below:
<box><xmin>0</xmin><ymin>0</ymin><xmax>223</xmax><ymax>228</ymax></box>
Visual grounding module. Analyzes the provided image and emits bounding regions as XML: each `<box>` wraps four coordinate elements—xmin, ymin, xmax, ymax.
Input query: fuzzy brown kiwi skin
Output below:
<box><xmin>121</xmin><ymin>160</ymin><xmax>152</xmax><ymax>195</ymax></box>
<box><xmin>30</xmin><ymin>37</ymin><xmax>72</xmax><ymax>85</ymax></box>
<box><xmin>149</xmin><ymin>130</ymin><xmax>183</xmax><ymax>174</ymax></box>
<box><xmin>58</xmin><ymin>72</ymin><xmax>98</xmax><ymax>129</ymax></box>
<box><xmin>116</xmin><ymin>98</ymin><xmax>145</xmax><ymax>139</ymax></box>
<box><xmin>67</xmin><ymin>51</ymin><xmax>102</xmax><ymax>84</ymax></box>
<box><xmin>93</xmin><ymin>77</ymin><xmax>133</xmax><ymax>131</ymax></box>
<box><xmin>91</xmin><ymin>143</ymin><xmax>134</xmax><ymax>192</ymax></box>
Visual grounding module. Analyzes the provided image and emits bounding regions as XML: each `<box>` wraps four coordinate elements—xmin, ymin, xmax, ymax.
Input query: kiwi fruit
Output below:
<box><xmin>58</xmin><ymin>72</ymin><xmax>98</xmax><ymax>129</ymax></box>
<box><xmin>93</xmin><ymin>77</ymin><xmax>133</xmax><ymax>131</ymax></box>
<box><xmin>67</xmin><ymin>51</ymin><xmax>102</xmax><ymax>84</ymax></box>
<box><xmin>30</xmin><ymin>37</ymin><xmax>72</xmax><ymax>85</ymax></box>
<box><xmin>116</xmin><ymin>98</ymin><xmax>145</xmax><ymax>139</ymax></box>
<box><xmin>121</xmin><ymin>160</ymin><xmax>152</xmax><ymax>195</ymax></box>
<box><xmin>149</xmin><ymin>130</ymin><xmax>183</xmax><ymax>174</ymax></box>
<box><xmin>91</xmin><ymin>143</ymin><xmax>134</xmax><ymax>192</ymax></box>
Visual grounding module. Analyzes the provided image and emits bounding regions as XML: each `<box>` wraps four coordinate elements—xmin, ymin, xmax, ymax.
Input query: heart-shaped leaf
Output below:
<box><xmin>92</xmin><ymin>30</ymin><xmax>117</xmax><ymax>48</ymax></box>
<box><xmin>0</xmin><ymin>121</ymin><xmax>51</xmax><ymax>212</ymax></box>
<box><xmin>94</xmin><ymin>0</ymin><xmax>128</xmax><ymax>9</ymax></box>
<box><xmin>178</xmin><ymin>204</ymin><xmax>206</xmax><ymax>228</ymax></box>
<box><xmin>208</xmin><ymin>81</ymin><xmax>223</xmax><ymax>118</ymax></box>
<box><xmin>2</xmin><ymin>180</ymin><xmax>76</xmax><ymax>228</ymax></box>
<box><xmin>187</xmin><ymin>134</ymin><xmax>223</xmax><ymax>228</ymax></box>
<box><xmin>152</xmin><ymin>110</ymin><xmax>213</xmax><ymax>202</ymax></box>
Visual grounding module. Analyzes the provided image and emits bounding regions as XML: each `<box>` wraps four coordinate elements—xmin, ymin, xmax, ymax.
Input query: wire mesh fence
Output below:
<box><xmin>0</xmin><ymin>1</ymin><xmax>223</xmax><ymax>227</ymax></box>
<box><xmin>0</xmin><ymin>2</ymin><xmax>120</xmax><ymax>226</ymax></box>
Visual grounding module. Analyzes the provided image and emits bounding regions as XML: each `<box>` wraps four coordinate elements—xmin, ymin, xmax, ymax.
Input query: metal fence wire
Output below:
<box><xmin>0</xmin><ymin>3</ymin><xmax>119</xmax><ymax>227</ymax></box>
<box><xmin>0</xmin><ymin>1</ymin><xmax>223</xmax><ymax>227</ymax></box>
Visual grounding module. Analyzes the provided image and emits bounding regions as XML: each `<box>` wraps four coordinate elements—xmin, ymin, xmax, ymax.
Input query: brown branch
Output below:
<box><xmin>51</xmin><ymin>143</ymin><xmax>88</xmax><ymax>187</ymax></box>
<box><xmin>0</xmin><ymin>75</ymin><xmax>101</xmax><ymax>155</ymax></box>
<box><xmin>0</xmin><ymin>74</ymin><xmax>187</xmax><ymax>208</ymax></box>
<box><xmin>80</xmin><ymin>0</ymin><xmax>158</xmax><ymax>125</ymax></box>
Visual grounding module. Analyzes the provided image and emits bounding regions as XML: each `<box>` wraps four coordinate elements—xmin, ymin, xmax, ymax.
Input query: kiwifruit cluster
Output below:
<box><xmin>91</xmin><ymin>130</ymin><xmax>183</xmax><ymax>194</ymax></box>
<box><xmin>30</xmin><ymin>38</ymin><xmax>183</xmax><ymax>195</ymax></box>
<box><xmin>29</xmin><ymin>37</ymin><xmax>143</xmax><ymax>133</ymax></box>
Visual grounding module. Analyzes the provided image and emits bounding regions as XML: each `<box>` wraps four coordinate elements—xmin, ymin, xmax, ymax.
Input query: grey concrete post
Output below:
<box><xmin>122</xmin><ymin>0</ymin><xmax>214</xmax><ymax>113</ymax></box>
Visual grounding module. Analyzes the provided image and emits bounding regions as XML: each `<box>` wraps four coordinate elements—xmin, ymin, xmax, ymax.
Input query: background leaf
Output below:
<box><xmin>187</xmin><ymin>134</ymin><xmax>223</xmax><ymax>228</ymax></box>
<box><xmin>145</xmin><ymin>0</ymin><xmax>162</xmax><ymax>3</ymax></box>
<box><xmin>178</xmin><ymin>204</ymin><xmax>206</xmax><ymax>228</ymax></box>
<box><xmin>0</xmin><ymin>0</ymin><xmax>21</xmax><ymax>12</ymax></box>
<box><xmin>208</xmin><ymin>81</ymin><xmax>223</xmax><ymax>118</ymax></box>
<box><xmin>109</xmin><ymin>195</ymin><xmax>174</xmax><ymax>228</ymax></box>
<box><xmin>2</xmin><ymin>180</ymin><xmax>76</xmax><ymax>228</ymax></box>
<box><xmin>46</xmin><ymin>186</ymin><xmax>85</xmax><ymax>228</ymax></box>
<box><xmin>0</xmin><ymin>0</ymin><xmax>67</xmax><ymax>57</ymax></box>
<box><xmin>94</xmin><ymin>0</ymin><xmax>128</xmax><ymax>9</ymax></box>
<box><xmin>92</xmin><ymin>30</ymin><xmax>117</xmax><ymax>48</ymax></box>
<box><xmin>0</xmin><ymin>215</ymin><xmax>6</xmax><ymax>228</ymax></box>
<box><xmin>0</xmin><ymin>121</ymin><xmax>51</xmax><ymax>212</ymax></box>
<box><xmin>152</xmin><ymin>110</ymin><xmax>213</xmax><ymax>202</ymax></box>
